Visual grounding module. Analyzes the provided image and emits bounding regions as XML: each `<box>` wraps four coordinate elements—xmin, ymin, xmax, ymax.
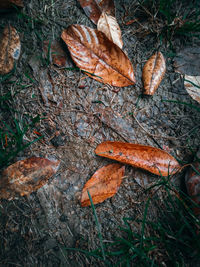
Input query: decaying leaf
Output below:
<box><xmin>97</xmin><ymin>11</ymin><xmax>123</xmax><ymax>49</ymax></box>
<box><xmin>81</xmin><ymin>163</ymin><xmax>125</xmax><ymax>207</ymax></box>
<box><xmin>0</xmin><ymin>0</ymin><xmax>23</xmax><ymax>8</ymax></box>
<box><xmin>61</xmin><ymin>24</ymin><xmax>135</xmax><ymax>87</ymax></box>
<box><xmin>43</xmin><ymin>40</ymin><xmax>70</xmax><ymax>68</ymax></box>
<box><xmin>185</xmin><ymin>152</ymin><xmax>200</xmax><ymax>217</ymax></box>
<box><xmin>184</xmin><ymin>75</ymin><xmax>200</xmax><ymax>104</ymax></box>
<box><xmin>78</xmin><ymin>0</ymin><xmax>115</xmax><ymax>24</ymax></box>
<box><xmin>0</xmin><ymin>157</ymin><xmax>60</xmax><ymax>200</ymax></box>
<box><xmin>142</xmin><ymin>51</ymin><xmax>166</xmax><ymax>95</ymax></box>
<box><xmin>95</xmin><ymin>141</ymin><xmax>180</xmax><ymax>176</ymax></box>
<box><xmin>0</xmin><ymin>25</ymin><xmax>21</xmax><ymax>74</ymax></box>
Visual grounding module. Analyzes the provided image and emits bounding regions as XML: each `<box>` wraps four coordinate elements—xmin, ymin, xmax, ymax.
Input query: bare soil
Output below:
<box><xmin>0</xmin><ymin>0</ymin><xmax>200</xmax><ymax>266</ymax></box>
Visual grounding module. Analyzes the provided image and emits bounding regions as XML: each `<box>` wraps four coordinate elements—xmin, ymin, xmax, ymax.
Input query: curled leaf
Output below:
<box><xmin>97</xmin><ymin>11</ymin><xmax>123</xmax><ymax>49</ymax></box>
<box><xmin>95</xmin><ymin>141</ymin><xmax>180</xmax><ymax>176</ymax></box>
<box><xmin>61</xmin><ymin>24</ymin><xmax>135</xmax><ymax>87</ymax></box>
<box><xmin>0</xmin><ymin>25</ymin><xmax>21</xmax><ymax>74</ymax></box>
<box><xmin>81</xmin><ymin>163</ymin><xmax>125</xmax><ymax>207</ymax></box>
<box><xmin>0</xmin><ymin>157</ymin><xmax>60</xmax><ymax>200</ymax></box>
<box><xmin>142</xmin><ymin>51</ymin><xmax>166</xmax><ymax>95</ymax></box>
<box><xmin>78</xmin><ymin>0</ymin><xmax>115</xmax><ymax>24</ymax></box>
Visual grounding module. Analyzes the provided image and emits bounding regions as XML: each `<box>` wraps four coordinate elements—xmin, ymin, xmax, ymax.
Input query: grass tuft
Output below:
<box><xmin>66</xmin><ymin>179</ymin><xmax>200</xmax><ymax>266</ymax></box>
<box><xmin>0</xmin><ymin>73</ymin><xmax>42</xmax><ymax>170</ymax></box>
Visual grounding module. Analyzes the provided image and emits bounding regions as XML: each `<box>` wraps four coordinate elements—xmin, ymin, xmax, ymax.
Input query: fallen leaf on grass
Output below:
<box><xmin>184</xmin><ymin>75</ymin><xmax>200</xmax><ymax>104</ymax></box>
<box><xmin>0</xmin><ymin>157</ymin><xmax>60</xmax><ymax>200</ymax></box>
<box><xmin>0</xmin><ymin>0</ymin><xmax>23</xmax><ymax>8</ymax></box>
<box><xmin>81</xmin><ymin>163</ymin><xmax>125</xmax><ymax>206</ymax></box>
<box><xmin>185</xmin><ymin>155</ymin><xmax>200</xmax><ymax>217</ymax></box>
<box><xmin>61</xmin><ymin>24</ymin><xmax>135</xmax><ymax>87</ymax></box>
<box><xmin>0</xmin><ymin>25</ymin><xmax>21</xmax><ymax>74</ymax></box>
<box><xmin>78</xmin><ymin>0</ymin><xmax>115</xmax><ymax>24</ymax></box>
<box><xmin>142</xmin><ymin>51</ymin><xmax>166</xmax><ymax>95</ymax></box>
<box><xmin>95</xmin><ymin>141</ymin><xmax>180</xmax><ymax>176</ymax></box>
<box><xmin>97</xmin><ymin>11</ymin><xmax>123</xmax><ymax>49</ymax></box>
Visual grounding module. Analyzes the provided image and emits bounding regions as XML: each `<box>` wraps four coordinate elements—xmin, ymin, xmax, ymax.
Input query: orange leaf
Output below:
<box><xmin>95</xmin><ymin>141</ymin><xmax>180</xmax><ymax>176</ymax></box>
<box><xmin>61</xmin><ymin>24</ymin><xmax>135</xmax><ymax>87</ymax></box>
<box><xmin>0</xmin><ymin>0</ymin><xmax>23</xmax><ymax>8</ymax></box>
<box><xmin>185</xmin><ymin>157</ymin><xmax>200</xmax><ymax>217</ymax></box>
<box><xmin>142</xmin><ymin>51</ymin><xmax>166</xmax><ymax>95</ymax></box>
<box><xmin>81</xmin><ymin>163</ymin><xmax>125</xmax><ymax>207</ymax></box>
<box><xmin>0</xmin><ymin>157</ymin><xmax>60</xmax><ymax>200</ymax></box>
<box><xmin>78</xmin><ymin>0</ymin><xmax>115</xmax><ymax>24</ymax></box>
<box><xmin>0</xmin><ymin>25</ymin><xmax>21</xmax><ymax>75</ymax></box>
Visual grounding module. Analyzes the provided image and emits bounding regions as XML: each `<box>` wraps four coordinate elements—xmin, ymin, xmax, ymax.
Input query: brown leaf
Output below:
<box><xmin>95</xmin><ymin>141</ymin><xmax>180</xmax><ymax>176</ymax></box>
<box><xmin>142</xmin><ymin>51</ymin><xmax>166</xmax><ymax>95</ymax></box>
<box><xmin>0</xmin><ymin>157</ymin><xmax>60</xmax><ymax>200</ymax></box>
<box><xmin>97</xmin><ymin>11</ymin><xmax>123</xmax><ymax>49</ymax></box>
<box><xmin>61</xmin><ymin>24</ymin><xmax>135</xmax><ymax>87</ymax></box>
<box><xmin>78</xmin><ymin>0</ymin><xmax>115</xmax><ymax>24</ymax></box>
<box><xmin>0</xmin><ymin>25</ymin><xmax>21</xmax><ymax>74</ymax></box>
<box><xmin>81</xmin><ymin>163</ymin><xmax>125</xmax><ymax>207</ymax></box>
<box><xmin>0</xmin><ymin>0</ymin><xmax>23</xmax><ymax>8</ymax></box>
<box><xmin>185</xmin><ymin>155</ymin><xmax>200</xmax><ymax>217</ymax></box>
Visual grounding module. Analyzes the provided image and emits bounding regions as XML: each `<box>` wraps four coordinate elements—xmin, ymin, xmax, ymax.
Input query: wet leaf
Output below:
<box><xmin>81</xmin><ymin>163</ymin><xmax>125</xmax><ymax>207</ymax></box>
<box><xmin>43</xmin><ymin>40</ymin><xmax>70</xmax><ymax>68</ymax></box>
<box><xmin>0</xmin><ymin>0</ymin><xmax>23</xmax><ymax>8</ymax></box>
<box><xmin>0</xmin><ymin>157</ymin><xmax>60</xmax><ymax>200</ymax></box>
<box><xmin>184</xmin><ymin>75</ymin><xmax>200</xmax><ymax>104</ymax></box>
<box><xmin>142</xmin><ymin>51</ymin><xmax>166</xmax><ymax>95</ymax></box>
<box><xmin>61</xmin><ymin>24</ymin><xmax>135</xmax><ymax>87</ymax></box>
<box><xmin>78</xmin><ymin>0</ymin><xmax>115</xmax><ymax>24</ymax></box>
<box><xmin>0</xmin><ymin>25</ymin><xmax>21</xmax><ymax>74</ymax></box>
<box><xmin>95</xmin><ymin>141</ymin><xmax>180</xmax><ymax>176</ymax></box>
<box><xmin>185</xmin><ymin>154</ymin><xmax>200</xmax><ymax>217</ymax></box>
<box><xmin>97</xmin><ymin>11</ymin><xmax>123</xmax><ymax>49</ymax></box>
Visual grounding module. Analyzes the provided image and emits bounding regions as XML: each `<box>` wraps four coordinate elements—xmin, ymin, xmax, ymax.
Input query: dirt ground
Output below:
<box><xmin>0</xmin><ymin>0</ymin><xmax>200</xmax><ymax>266</ymax></box>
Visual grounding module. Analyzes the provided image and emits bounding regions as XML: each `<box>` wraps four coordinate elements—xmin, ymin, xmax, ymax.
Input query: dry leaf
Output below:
<box><xmin>61</xmin><ymin>24</ymin><xmax>135</xmax><ymax>87</ymax></box>
<box><xmin>78</xmin><ymin>0</ymin><xmax>115</xmax><ymax>24</ymax></box>
<box><xmin>97</xmin><ymin>11</ymin><xmax>123</xmax><ymax>49</ymax></box>
<box><xmin>0</xmin><ymin>157</ymin><xmax>60</xmax><ymax>200</ymax></box>
<box><xmin>81</xmin><ymin>163</ymin><xmax>125</xmax><ymax>207</ymax></box>
<box><xmin>185</xmin><ymin>154</ymin><xmax>200</xmax><ymax>217</ymax></box>
<box><xmin>0</xmin><ymin>25</ymin><xmax>21</xmax><ymax>74</ymax></box>
<box><xmin>142</xmin><ymin>51</ymin><xmax>166</xmax><ymax>95</ymax></box>
<box><xmin>184</xmin><ymin>75</ymin><xmax>200</xmax><ymax>104</ymax></box>
<box><xmin>0</xmin><ymin>0</ymin><xmax>23</xmax><ymax>8</ymax></box>
<box><xmin>95</xmin><ymin>141</ymin><xmax>180</xmax><ymax>176</ymax></box>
